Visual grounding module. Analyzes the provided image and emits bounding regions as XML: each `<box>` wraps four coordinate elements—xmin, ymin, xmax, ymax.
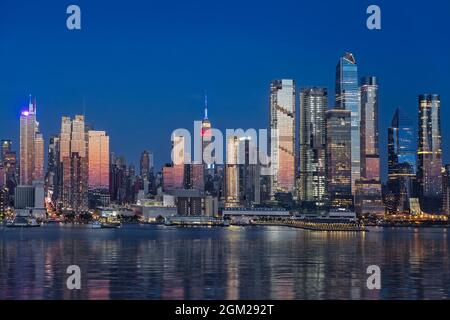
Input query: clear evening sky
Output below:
<box><xmin>1</xmin><ymin>0</ymin><xmax>449</xmax><ymax>181</ymax></box>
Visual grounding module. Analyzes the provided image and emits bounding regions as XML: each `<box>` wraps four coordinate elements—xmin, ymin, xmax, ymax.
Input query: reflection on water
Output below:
<box><xmin>0</xmin><ymin>225</ymin><xmax>449</xmax><ymax>300</ymax></box>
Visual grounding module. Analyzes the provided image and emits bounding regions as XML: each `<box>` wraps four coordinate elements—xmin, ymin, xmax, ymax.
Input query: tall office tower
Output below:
<box><xmin>33</xmin><ymin>133</ymin><xmax>44</xmax><ymax>181</ymax></box>
<box><xmin>326</xmin><ymin>109</ymin><xmax>353</xmax><ymax>209</ymax></box>
<box><xmin>417</xmin><ymin>94</ymin><xmax>443</xmax><ymax>213</ymax></box>
<box><xmin>443</xmin><ymin>164</ymin><xmax>450</xmax><ymax>217</ymax></box>
<box><xmin>110</xmin><ymin>154</ymin><xmax>127</xmax><ymax>203</ymax></box>
<box><xmin>172</xmin><ymin>135</ymin><xmax>186</xmax><ymax>190</ymax></box>
<box><xmin>124</xmin><ymin>164</ymin><xmax>137</xmax><ymax>203</ymax></box>
<box><xmin>225</xmin><ymin>135</ymin><xmax>240</xmax><ymax>207</ymax></box>
<box><xmin>45</xmin><ymin>136</ymin><xmax>60</xmax><ymax>202</ymax></box>
<box><xmin>1</xmin><ymin>140</ymin><xmax>12</xmax><ymax>163</ymax></box>
<box><xmin>386</xmin><ymin>108</ymin><xmax>417</xmax><ymax>214</ymax></box>
<box><xmin>162</xmin><ymin>164</ymin><xmax>175</xmax><ymax>192</ymax></box>
<box><xmin>140</xmin><ymin>150</ymin><xmax>151</xmax><ymax>180</ymax></box>
<box><xmin>192</xmin><ymin>95</ymin><xmax>212</xmax><ymax>191</ymax></box>
<box><xmin>19</xmin><ymin>97</ymin><xmax>37</xmax><ymax>185</ymax></box>
<box><xmin>360</xmin><ymin>76</ymin><xmax>380</xmax><ymax>179</ymax></box>
<box><xmin>59</xmin><ymin>115</ymin><xmax>88</xmax><ymax>212</ymax></box>
<box><xmin>299</xmin><ymin>87</ymin><xmax>327</xmax><ymax>205</ymax></box>
<box><xmin>88</xmin><ymin>131</ymin><xmax>110</xmax><ymax>207</ymax></box>
<box><xmin>355</xmin><ymin>76</ymin><xmax>384</xmax><ymax>216</ymax></box>
<box><xmin>335</xmin><ymin>53</ymin><xmax>360</xmax><ymax>194</ymax></box>
<box><xmin>239</xmin><ymin>136</ymin><xmax>261</xmax><ymax>206</ymax></box>
<box><xmin>269</xmin><ymin>79</ymin><xmax>296</xmax><ymax>197</ymax></box>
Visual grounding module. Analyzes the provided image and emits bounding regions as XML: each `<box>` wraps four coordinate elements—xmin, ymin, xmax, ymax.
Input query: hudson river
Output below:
<box><xmin>0</xmin><ymin>224</ymin><xmax>449</xmax><ymax>299</ymax></box>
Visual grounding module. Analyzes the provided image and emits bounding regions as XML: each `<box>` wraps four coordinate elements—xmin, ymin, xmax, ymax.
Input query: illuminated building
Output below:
<box><xmin>239</xmin><ymin>137</ymin><xmax>260</xmax><ymax>206</ymax></box>
<box><xmin>88</xmin><ymin>131</ymin><xmax>110</xmax><ymax>207</ymax></box>
<box><xmin>191</xmin><ymin>96</ymin><xmax>211</xmax><ymax>191</ymax></box>
<box><xmin>33</xmin><ymin>133</ymin><xmax>44</xmax><ymax>181</ymax></box>
<box><xmin>0</xmin><ymin>188</ymin><xmax>7</xmax><ymax>219</ymax></box>
<box><xmin>140</xmin><ymin>150</ymin><xmax>151</xmax><ymax>181</ymax></box>
<box><xmin>172</xmin><ymin>134</ymin><xmax>187</xmax><ymax>190</ymax></box>
<box><xmin>162</xmin><ymin>163</ymin><xmax>175</xmax><ymax>192</ymax></box>
<box><xmin>355</xmin><ymin>76</ymin><xmax>383</xmax><ymax>216</ymax></box>
<box><xmin>335</xmin><ymin>53</ymin><xmax>360</xmax><ymax>194</ymax></box>
<box><xmin>386</xmin><ymin>108</ymin><xmax>416</xmax><ymax>213</ymax></box>
<box><xmin>59</xmin><ymin>115</ymin><xmax>88</xmax><ymax>212</ymax></box>
<box><xmin>443</xmin><ymin>164</ymin><xmax>450</xmax><ymax>217</ymax></box>
<box><xmin>45</xmin><ymin>136</ymin><xmax>60</xmax><ymax>202</ymax></box>
<box><xmin>19</xmin><ymin>96</ymin><xmax>37</xmax><ymax>185</ymax></box>
<box><xmin>269</xmin><ymin>79</ymin><xmax>296</xmax><ymax>196</ymax></box>
<box><xmin>326</xmin><ymin>109</ymin><xmax>353</xmax><ymax>209</ymax></box>
<box><xmin>1</xmin><ymin>140</ymin><xmax>12</xmax><ymax>163</ymax></box>
<box><xmin>299</xmin><ymin>87</ymin><xmax>327</xmax><ymax>205</ymax></box>
<box><xmin>417</xmin><ymin>94</ymin><xmax>442</xmax><ymax>213</ymax></box>
<box><xmin>109</xmin><ymin>154</ymin><xmax>127</xmax><ymax>203</ymax></box>
<box><xmin>225</xmin><ymin>135</ymin><xmax>240</xmax><ymax>207</ymax></box>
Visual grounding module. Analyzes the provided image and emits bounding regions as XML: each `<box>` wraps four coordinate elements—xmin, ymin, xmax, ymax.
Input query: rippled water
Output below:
<box><xmin>0</xmin><ymin>224</ymin><xmax>449</xmax><ymax>299</ymax></box>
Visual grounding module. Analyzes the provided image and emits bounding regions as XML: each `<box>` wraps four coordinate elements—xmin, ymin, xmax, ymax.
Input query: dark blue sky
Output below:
<box><xmin>1</xmin><ymin>0</ymin><xmax>449</xmax><ymax>181</ymax></box>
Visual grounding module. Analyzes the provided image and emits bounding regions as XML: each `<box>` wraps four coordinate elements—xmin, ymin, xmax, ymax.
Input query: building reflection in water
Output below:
<box><xmin>0</xmin><ymin>225</ymin><xmax>449</xmax><ymax>299</ymax></box>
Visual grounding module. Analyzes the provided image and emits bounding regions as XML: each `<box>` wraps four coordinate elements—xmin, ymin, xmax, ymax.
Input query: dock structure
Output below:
<box><xmin>251</xmin><ymin>219</ymin><xmax>366</xmax><ymax>232</ymax></box>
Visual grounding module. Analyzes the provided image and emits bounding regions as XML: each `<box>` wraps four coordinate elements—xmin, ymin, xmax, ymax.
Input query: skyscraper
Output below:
<box><xmin>88</xmin><ymin>131</ymin><xmax>110</xmax><ymax>189</ymax></box>
<box><xmin>269</xmin><ymin>79</ymin><xmax>296</xmax><ymax>196</ymax></box>
<box><xmin>19</xmin><ymin>96</ymin><xmax>37</xmax><ymax>185</ymax></box>
<box><xmin>33</xmin><ymin>133</ymin><xmax>44</xmax><ymax>181</ymax></box>
<box><xmin>417</xmin><ymin>94</ymin><xmax>443</xmax><ymax>213</ymax></box>
<box><xmin>299</xmin><ymin>87</ymin><xmax>327</xmax><ymax>205</ymax></box>
<box><xmin>45</xmin><ymin>135</ymin><xmax>60</xmax><ymax>202</ymax></box>
<box><xmin>172</xmin><ymin>134</ymin><xmax>186</xmax><ymax>190</ymax></box>
<box><xmin>239</xmin><ymin>136</ymin><xmax>260</xmax><ymax>206</ymax></box>
<box><xmin>60</xmin><ymin>115</ymin><xmax>88</xmax><ymax>212</ymax></box>
<box><xmin>386</xmin><ymin>107</ymin><xmax>416</xmax><ymax>214</ymax></box>
<box><xmin>326</xmin><ymin>109</ymin><xmax>352</xmax><ymax>209</ymax></box>
<box><xmin>225</xmin><ymin>135</ymin><xmax>240</xmax><ymax>207</ymax></box>
<box><xmin>140</xmin><ymin>150</ymin><xmax>151</xmax><ymax>181</ymax></box>
<box><xmin>191</xmin><ymin>95</ymin><xmax>211</xmax><ymax>191</ymax></box>
<box><xmin>355</xmin><ymin>76</ymin><xmax>384</xmax><ymax>216</ymax></box>
<box><xmin>88</xmin><ymin>131</ymin><xmax>110</xmax><ymax>207</ymax></box>
<box><xmin>335</xmin><ymin>53</ymin><xmax>360</xmax><ymax>194</ymax></box>
<box><xmin>360</xmin><ymin>76</ymin><xmax>380</xmax><ymax>179</ymax></box>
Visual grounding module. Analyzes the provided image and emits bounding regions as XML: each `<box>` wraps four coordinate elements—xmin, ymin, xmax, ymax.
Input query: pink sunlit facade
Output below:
<box><xmin>88</xmin><ymin>131</ymin><xmax>110</xmax><ymax>190</ymax></box>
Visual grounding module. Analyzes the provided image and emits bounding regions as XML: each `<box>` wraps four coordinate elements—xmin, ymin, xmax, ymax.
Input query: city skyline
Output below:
<box><xmin>1</xmin><ymin>1</ymin><xmax>450</xmax><ymax>176</ymax></box>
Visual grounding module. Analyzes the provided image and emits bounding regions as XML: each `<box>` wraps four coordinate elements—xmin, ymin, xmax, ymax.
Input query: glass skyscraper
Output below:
<box><xmin>355</xmin><ymin>76</ymin><xmax>384</xmax><ymax>216</ymax></box>
<box><xmin>335</xmin><ymin>53</ymin><xmax>360</xmax><ymax>194</ymax></box>
<box><xmin>417</xmin><ymin>94</ymin><xmax>442</xmax><ymax>213</ymax></box>
<box><xmin>387</xmin><ymin>107</ymin><xmax>416</xmax><ymax>214</ymax></box>
<box><xmin>326</xmin><ymin>109</ymin><xmax>352</xmax><ymax>209</ymax></box>
<box><xmin>269</xmin><ymin>79</ymin><xmax>296</xmax><ymax>196</ymax></box>
<box><xmin>299</xmin><ymin>87</ymin><xmax>327</xmax><ymax>205</ymax></box>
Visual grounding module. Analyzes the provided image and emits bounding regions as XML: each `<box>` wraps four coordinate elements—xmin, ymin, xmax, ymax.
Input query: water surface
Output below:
<box><xmin>0</xmin><ymin>224</ymin><xmax>449</xmax><ymax>299</ymax></box>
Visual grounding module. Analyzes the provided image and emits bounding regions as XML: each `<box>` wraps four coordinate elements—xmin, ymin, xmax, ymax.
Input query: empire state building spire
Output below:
<box><xmin>204</xmin><ymin>93</ymin><xmax>208</xmax><ymax>120</ymax></box>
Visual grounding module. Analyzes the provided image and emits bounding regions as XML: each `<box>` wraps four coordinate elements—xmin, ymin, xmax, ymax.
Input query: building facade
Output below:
<box><xmin>59</xmin><ymin>115</ymin><xmax>89</xmax><ymax>212</ymax></box>
<box><xmin>269</xmin><ymin>79</ymin><xmax>296</xmax><ymax>196</ymax></box>
<box><xmin>355</xmin><ymin>76</ymin><xmax>384</xmax><ymax>216</ymax></box>
<box><xmin>417</xmin><ymin>94</ymin><xmax>442</xmax><ymax>213</ymax></box>
<box><xmin>326</xmin><ymin>109</ymin><xmax>353</xmax><ymax>209</ymax></box>
<box><xmin>299</xmin><ymin>87</ymin><xmax>327</xmax><ymax>205</ymax></box>
<box><xmin>335</xmin><ymin>53</ymin><xmax>360</xmax><ymax>194</ymax></box>
<box><xmin>386</xmin><ymin>108</ymin><xmax>417</xmax><ymax>214</ymax></box>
